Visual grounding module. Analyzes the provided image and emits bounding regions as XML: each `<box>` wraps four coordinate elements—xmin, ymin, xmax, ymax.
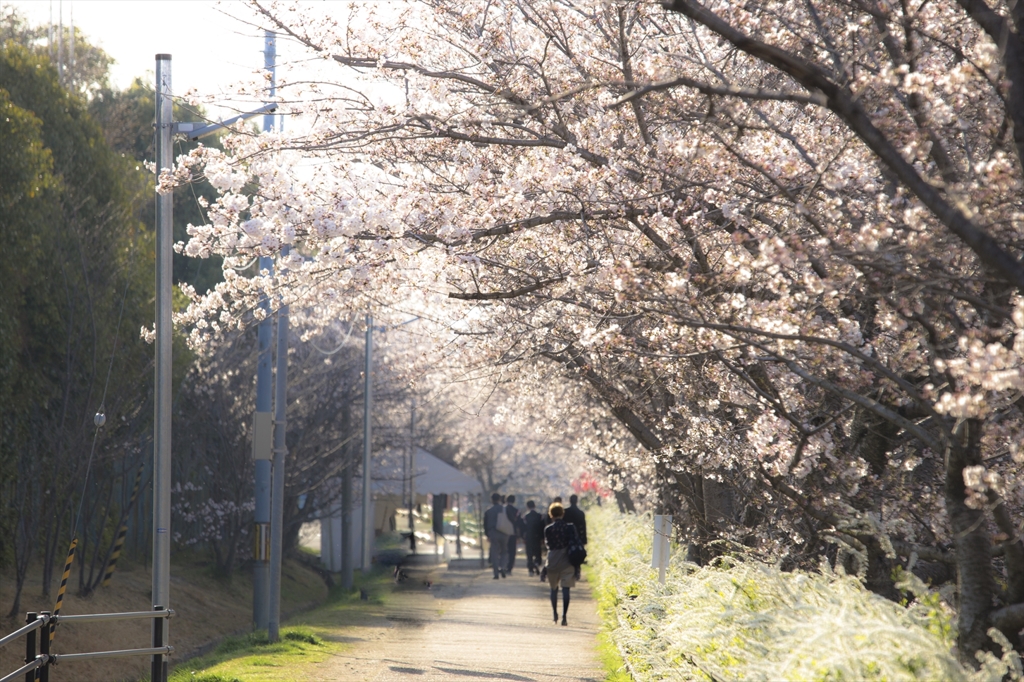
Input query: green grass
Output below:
<box><xmin>596</xmin><ymin>629</ymin><xmax>633</xmax><ymax>682</ymax></box>
<box><xmin>585</xmin><ymin>563</ymin><xmax>634</xmax><ymax>681</ymax></box>
<box><xmin>166</xmin><ymin>568</ymin><xmax>394</xmax><ymax>682</ymax></box>
<box><xmin>167</xmin><ymin>627</ymin><xmax>330</xmax><ymax>682</ymax></box>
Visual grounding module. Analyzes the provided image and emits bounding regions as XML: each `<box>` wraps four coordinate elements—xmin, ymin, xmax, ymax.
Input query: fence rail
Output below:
<box><xmin>0</xmin><ymin>607</ymin><xmax>174</xmax><ymax>682</ymax></box>
<box><xmin>55</xmin><ymin>609</ymin><xmax>173</xmax><ymax>624</ymax></box>
<box><xmin>0</xmin><ymin>617</ymin><xmax>45</xmax><ymax>651</ymax></box>
<box><xmin>0</xmin><ymin>655</ymin><xmax>46</xmax><ymax>682</ymax></box>
<box><xmin>52</xmin><ymin>644</ymin><xmax>174</xmax><ymax>663</ymax></box>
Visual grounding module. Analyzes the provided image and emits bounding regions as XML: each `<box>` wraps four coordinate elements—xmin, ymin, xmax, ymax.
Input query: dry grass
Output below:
<box><xmin>0</xmin><ymin>554</ymin><xmax>327</xmax><ymax>682</ymax></box>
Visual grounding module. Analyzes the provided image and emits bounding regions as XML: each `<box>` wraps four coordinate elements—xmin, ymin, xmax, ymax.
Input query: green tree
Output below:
<box><xmin>0</xmin><ymin>42</ymin><xmax>154</xmax><ymax>615</ymax></box>
<box><xmin>0</xmin><ymin>87</ymin><xmax>59</xmax><ymax>585</ymax></box>
<box><xmin>89</xmin><ymin>80</ymin><xmax>226</xmax><ymax>293</ymax></box>
<box><xmin>0</xmin><ymin>4</ymin><xmax>113</xmax><ymax>99</ymax></box>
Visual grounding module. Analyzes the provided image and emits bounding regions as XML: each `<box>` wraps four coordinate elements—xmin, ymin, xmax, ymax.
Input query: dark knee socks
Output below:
<box><xmin>550</xmin><ymin>588</ymin><xmax>558</xmax><ymax>616</ymax></box>
<box><xmin>562</xmin><ymin>586</ymin><xmax>570</xmax><ymax>616</ymax></box>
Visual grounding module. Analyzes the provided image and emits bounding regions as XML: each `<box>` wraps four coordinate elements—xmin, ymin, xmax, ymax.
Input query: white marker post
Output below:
<box><xmin>651</xmin><ymin>515</ymin><xmax>672</xmax><ymax>584</ymax></box>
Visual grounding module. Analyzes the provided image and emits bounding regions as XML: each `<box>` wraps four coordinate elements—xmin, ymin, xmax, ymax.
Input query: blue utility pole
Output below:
<box><xmin>252</xmin><ymin>30</ymin><xmax>276</xmax><ymax>632</ymax></box>
<box><xmin>362</xmin><ymin>315</ymin><xmax>373</xmax><ymax>571</ymax></box>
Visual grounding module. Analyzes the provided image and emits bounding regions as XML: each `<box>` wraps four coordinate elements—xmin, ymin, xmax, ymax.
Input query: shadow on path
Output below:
<box><xmin>308</xmin><ymin>568</ymin><xmax>604</xmax><ymax>681</ymax></box>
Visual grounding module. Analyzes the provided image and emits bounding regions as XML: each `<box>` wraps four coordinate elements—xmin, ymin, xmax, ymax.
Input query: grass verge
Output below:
<box><xmin>167</xmin><ymin>626</ymin><xmax>329</xmax><ymax>682</ymax></box>
<box><xmin>585</xmin><ymin>563</ymin><xmax>634</xmax><ymax>682</ymax></box>
<box><xmin>586</xmin><ymin>507</ymin><xmax>1024</xmax><ymax>682</ymax></box>
<box><xmin>163</xmin><ymin>568</ymin><xmax>392</xmax><ymax>682</ymax></box>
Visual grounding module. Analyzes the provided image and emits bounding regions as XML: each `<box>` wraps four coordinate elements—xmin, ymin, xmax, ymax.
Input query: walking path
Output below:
<box><xmin>310</xmin><ymin>565</ymin><xmax>605</xmax><ymax>681</ymax></box>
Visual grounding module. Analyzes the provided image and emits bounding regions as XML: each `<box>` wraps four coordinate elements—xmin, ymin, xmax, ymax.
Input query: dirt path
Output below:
<box><xmin>309</xmin><ymin>567</ymin><xmax>605</xmax><ymax>681</ymax></box>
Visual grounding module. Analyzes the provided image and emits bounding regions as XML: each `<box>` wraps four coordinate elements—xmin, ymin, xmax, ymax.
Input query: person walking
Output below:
<box><xmin>505</xmin><ymin>494</ymin><xmax>522</xmax><ymax>574</ymax></box>
<box><xmin>543</xmin><ymin>502</ymin><xmax>579</xmax><ymax>626</ymax></box>
<box><xmin>522</xmin><ymin>500</ymin><xmax>545</xmax><ymax>576</ymax></box>
<box><xmin>564</xmin><ymin>494</ymin><xmax>587</xmax><ymax>545</ymax></box>
<box><xmin>562</xmin><ymin>494</ymin><xmax>588</xmax><ymax>580</ymax></box>
<box><xmin>484</xmin><ymin>492</ymin><xmax>511</xmax><ymax>579</ymax></box>
<box><xmin>541</xmin><ymin>496</ymin><xmax>562</xmax><ymax>528</ymax></box>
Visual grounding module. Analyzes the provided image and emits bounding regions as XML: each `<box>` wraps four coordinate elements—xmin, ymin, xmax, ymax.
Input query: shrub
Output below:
<box><xmin>588</xmin><ymin>508</ymin><xmax>1022</xmax><ymax>681</ymax></box>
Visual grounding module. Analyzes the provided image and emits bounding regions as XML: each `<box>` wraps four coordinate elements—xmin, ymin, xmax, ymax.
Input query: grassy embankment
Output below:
<box><xmin>586</xmin><ymin>507</ymin><xmax>1024</xmax><ymax>681</ymax></box>
<box><xmin>0</xmin><ymin>552</ymin><xmax>329</xmax><ymax>682</ymax></box>
<box><xmin>161</xmin><ymin>567</ymin><xmax>393</xmax><ymax>682</ymax></box>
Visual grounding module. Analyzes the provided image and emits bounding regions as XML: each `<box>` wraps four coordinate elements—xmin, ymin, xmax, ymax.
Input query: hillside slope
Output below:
<box><xmin>0</xmin><ymin>556</ymin><xmax>327</xmax><ymax>682</ymax></box>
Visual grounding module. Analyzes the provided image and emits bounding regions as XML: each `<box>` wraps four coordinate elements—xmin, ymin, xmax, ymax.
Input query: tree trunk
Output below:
<box><xmin>947</xmin><ymin>418</ymin><xmax>996</xmax><ymax>660</ymax></box>
<box><xmin>8</xmin><ymin>515</ymin><xmax>34</xmax><ymax>618</ymax></box>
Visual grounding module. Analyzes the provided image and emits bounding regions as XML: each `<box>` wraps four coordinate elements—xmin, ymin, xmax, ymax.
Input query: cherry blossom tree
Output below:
<box><xmin>169</xmin><ymin>0</ymin><xmax>1022</xmax><ymax>660</ymax></box>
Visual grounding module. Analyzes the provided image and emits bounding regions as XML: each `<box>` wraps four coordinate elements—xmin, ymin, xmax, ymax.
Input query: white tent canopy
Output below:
<box><xmin>369</xmin><ymin>445</ymin><xmax>482</xmax><ymax>498</ymax></box>
<box><xmin>320</xmin><ymin>446</ymin><xmax>482</xmax><ymax>570</ymax></box>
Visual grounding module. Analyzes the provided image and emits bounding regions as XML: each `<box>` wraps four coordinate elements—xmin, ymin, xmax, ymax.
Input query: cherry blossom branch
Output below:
<box><xmin>654</xmin><ymin>315</ymin><xmax>945</xmax><ymax>450</ymax></box>
<box><xmin>617</xmin><ymin>5</ymin><xmax>654</xmax><ymax>146</ymax></box>
<box><xmin>612</xmin><ymin>75</ymin><xmax>827</xmax><ymax>108</ymax></box>
<box><xmin>659</xmin><ymin>316</ymin><xmax>932</xmax><ymax>408</ymax></box>
<box><xmin>890</xmin><ymin>540</ymin><xmax>956</xmax><ymax>564</ymax></box>
<box><xmin>449</xmin><ymin>274</ymin><xmax>568</xmax><ymax>300</ymax></box>
<box><xmin>663</xmin><ymin>0</ymin><xmax>1024</xmax><ymax>291</ymax></box>
<box><xmin>954</xmin><ymin>0</ymin><xmax>1024</xmax><ymax>172</ymax></box>
<box><xmin>541</xmin><ymin>343</ymin><xmax>666</xmax><ymax>451</ymax></box>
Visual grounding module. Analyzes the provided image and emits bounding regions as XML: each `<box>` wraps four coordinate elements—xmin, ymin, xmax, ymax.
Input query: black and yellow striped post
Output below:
<box><xmin>50</xmin><ymin>538</ymin><xmax>77</xmax><ymax>643</ymax></box>
<box><xmin>102</xmin><ymin>468</ymin><xmax>142</xmax><ymax>587</ymax></box>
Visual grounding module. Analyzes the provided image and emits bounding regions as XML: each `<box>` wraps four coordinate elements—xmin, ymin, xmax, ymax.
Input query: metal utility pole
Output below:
<box><xmin>152</xmin><ymin>52</ymin><xmax>173</xmax><ymax>682</ymax></box>
<box><xmin>264</xmin><ymin>29</ymin><xmax>288</xmax><ymax>644</ymax></box>
<box><xmin>148</xmin><ymin>49</ymin><xmax>275</xmax><ymax>682</ymax></box>
<box><xmin>408</xmin><ymin>399</ymin><xmax>416</xmax><ymax>552</ymax></box>
<box><xmin>252</xmin><ymin>30</ymin><xmax>277</xmax><ymax>633</ymax></box>
<box><xmin>341</xmin><ymin>401</ymin><xmax>354</xmax><ymax>590</ymax></box>
<box><xmin>268</xmin><ymin>250</ymin><xmax>287</xmax><ymax>641</ymax></box>
<box><xmin>361</xmin><ymin>314</ymin><xmax>373</xmax><ymax>571</ymax></box>
<box><xmin>148</xmin><ymin>42</ymin><xmax>277</xmax><ymax>648</ymax></box>
<box><xmin>253</xmin><ymin>256</ymin><xmax>273</xmax><ymax>633</ymax></box>
<box><xmin>57</xmin><ymin>1</ymin><xmax>62</xmax><ymax>83</ymax></box>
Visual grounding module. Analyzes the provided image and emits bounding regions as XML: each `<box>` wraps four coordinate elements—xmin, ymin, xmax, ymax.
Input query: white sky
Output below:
<box><xmin>7</xmin><ymin>0</ymin><xmax>283</xmax><ymax>117</ymax></box>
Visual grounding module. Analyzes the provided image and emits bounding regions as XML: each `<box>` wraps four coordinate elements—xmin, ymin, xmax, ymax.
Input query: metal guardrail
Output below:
<box><xmin>0</xmin><ymin>617</ymin><xmax>45</xmax><ymax>651</ymax></box>
<box><xmin>0</xmin><ymin>607</ymin><xmax>174</xmax><ymax>682</ymax></box>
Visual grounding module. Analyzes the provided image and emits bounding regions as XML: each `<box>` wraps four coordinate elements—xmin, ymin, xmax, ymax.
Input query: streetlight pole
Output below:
<box><xmin>361</xmin><ymin>315</ymin><xmax>373</xmax><ymax>571</ymax></box>
<box><xmin>253</xmin><ymin>258</ymin><xmax>273</xmax><ymax>633</ymax></box>
<box><xmin>268</xmin><ymin>249</ymin><xmax>287</xmax><ymax>640</ymax></box>
<box><xmin>408</xmin><ymin>398</ymin><xmax>416</xmax><ymax>553</ymax></box>
<box><xmin>146</xmin><ymin>39</ymin><xmax>279</xmax><ymax>653</ymax></box>
<box><xmin>251</xmin><ymin>30</ymin><xmax>278</xmax><ymax>633</ymax></box>
<box><xmin>264</xmin><ymin>29</ymin><xmax>288</xmax><ymax>644</ymax></box>
<box><xmin>152</xmin><ymin>52</ymin><xmax>173</xmax><ymax>682</ymax></box>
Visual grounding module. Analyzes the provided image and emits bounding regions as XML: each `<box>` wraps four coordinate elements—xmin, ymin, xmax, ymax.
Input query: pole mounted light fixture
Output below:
<box><xmin>173</xmin><ymin>103</ymin><xmax>278</xmax><ymax>141</ymax></box>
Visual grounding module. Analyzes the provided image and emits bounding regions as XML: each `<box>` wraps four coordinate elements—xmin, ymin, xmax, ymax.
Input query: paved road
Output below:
<box><xmin>311</xmin><ymin>566</ymin><xmax>605</xmax><ymax>681</ymax></box>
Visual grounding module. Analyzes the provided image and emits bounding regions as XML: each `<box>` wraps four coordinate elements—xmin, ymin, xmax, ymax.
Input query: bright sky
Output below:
<box><xmin>7</xmin><ymin>0</ymin><xmax>277</xmax><ymax>116</ymax></box>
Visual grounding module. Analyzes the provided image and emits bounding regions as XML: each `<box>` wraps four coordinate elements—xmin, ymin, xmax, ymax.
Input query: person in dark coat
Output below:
<box><xmin>563</xmin><ymin>494</ymin><xmax>587</xmax><ymax>546</ymax></box>
<box><xmin>522</xmin><ymin>500</ymin><xmax>545</xmax><ymax>576</ymax></box>
<box><xmin>483</xmin><ymin>492</ymin><xmax>509</xmax><ymax>579</ymax></box>
<box><xmin>540</xmin><ymin>496</ymin><xmax>562</xmax><ymax>528</ymax></box>
<box><xmin>504</xmin><ymin>495</ymin><xmax>521</xmax><ymax>574</ymax></box>
<box><xmin>543</xmin><ymin>503</ymin><xmax>578</xmax><ymax>626</ymax></box>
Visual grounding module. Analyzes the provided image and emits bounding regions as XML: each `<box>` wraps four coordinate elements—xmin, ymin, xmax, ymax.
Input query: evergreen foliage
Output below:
<box><xmin>0</xmin><ymin>41</ymin><xmax>153</xmax><ymax>613</ymax></box>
